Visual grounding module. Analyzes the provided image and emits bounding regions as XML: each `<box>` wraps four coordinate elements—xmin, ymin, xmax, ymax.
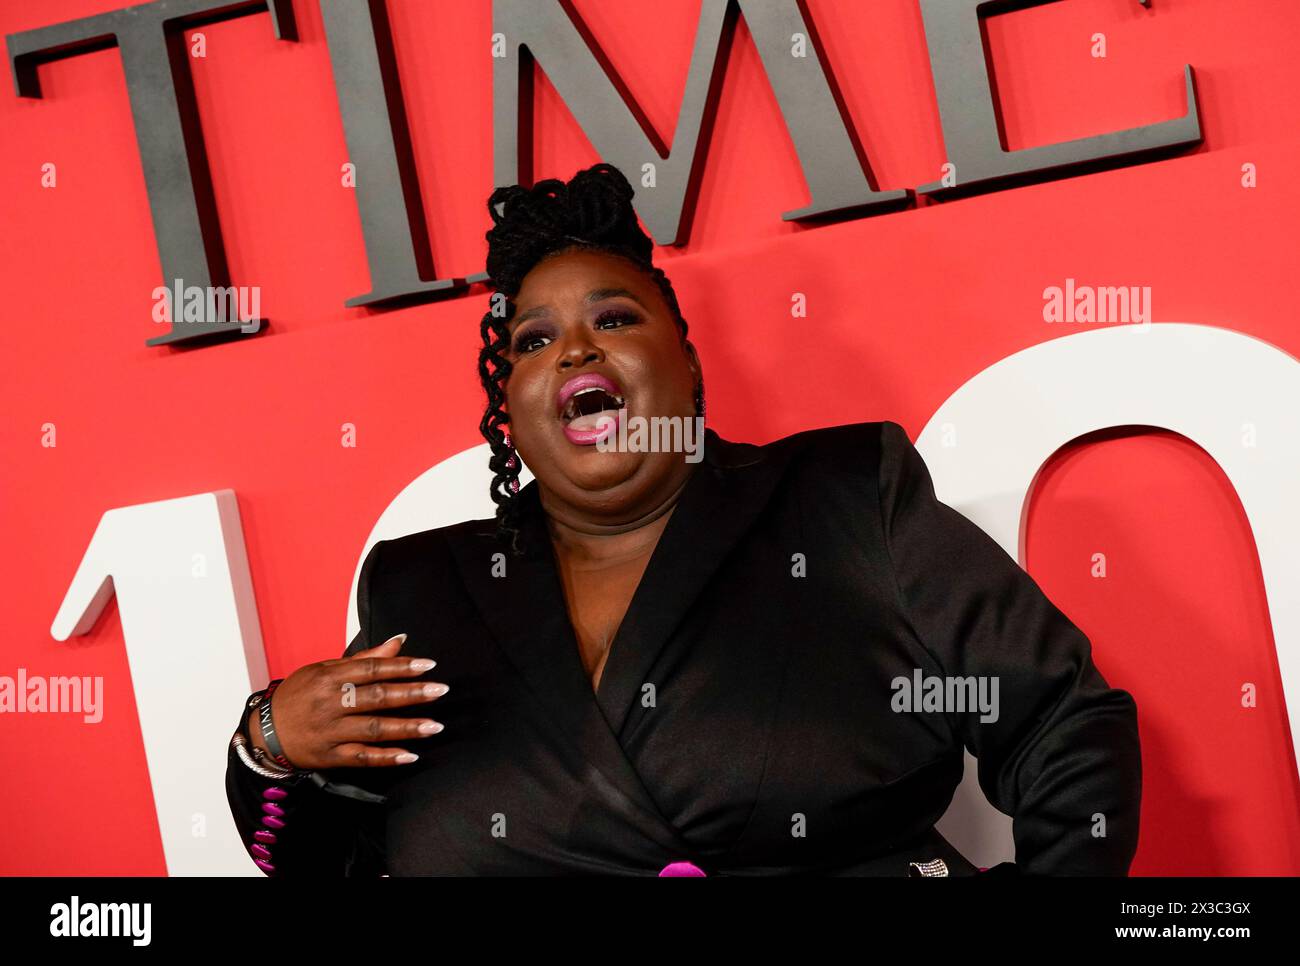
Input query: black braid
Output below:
<box><xmin>477</xmin><ymin>162</ymin><xmax>704</xmax><ymax>558</ymax></box>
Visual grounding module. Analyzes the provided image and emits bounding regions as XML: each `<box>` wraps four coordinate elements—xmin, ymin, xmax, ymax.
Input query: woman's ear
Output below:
<box><xmin>684</xmin><ymin>338</ymin><xmax>702</xmax><ymax>384</ymax></box>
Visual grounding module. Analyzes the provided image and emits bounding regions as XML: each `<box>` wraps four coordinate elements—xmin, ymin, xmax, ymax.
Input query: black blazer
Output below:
<box><xmin>225</xmin><ymin>420</ymin><xmax>1141</xmax><ymax>876</ymax></box>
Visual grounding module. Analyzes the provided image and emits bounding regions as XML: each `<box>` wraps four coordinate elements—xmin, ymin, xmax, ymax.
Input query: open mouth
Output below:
<box><xmin>559</xmin><ymin>385</ymin><xmax>626</xmax><ymax>432</ymax></box>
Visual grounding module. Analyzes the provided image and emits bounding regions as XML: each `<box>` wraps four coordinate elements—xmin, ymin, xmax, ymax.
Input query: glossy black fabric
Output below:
<box><xmin>225</xmin><ymin>420</ymin><xmax>1141</xmax><ymax>876</ymax></box>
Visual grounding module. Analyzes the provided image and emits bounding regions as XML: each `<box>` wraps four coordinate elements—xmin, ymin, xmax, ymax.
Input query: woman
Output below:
<box><xmin>225</xmin><ymin>163</ymin><xmax>1141</xmax><ymax>876</ymax></box>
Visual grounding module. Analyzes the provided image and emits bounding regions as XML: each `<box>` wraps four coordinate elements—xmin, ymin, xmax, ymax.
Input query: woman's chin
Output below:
<box><xmin>556</xmin><ymin>446</ymin><xmax>644</xmax><ymax>494</ymax></box>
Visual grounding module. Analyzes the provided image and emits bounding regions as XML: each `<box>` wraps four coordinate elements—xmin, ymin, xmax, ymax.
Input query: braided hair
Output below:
<box><xmin>477</xmin><ymin>162</ymin><xmax>704</xmax><ymax>558</ymax></box>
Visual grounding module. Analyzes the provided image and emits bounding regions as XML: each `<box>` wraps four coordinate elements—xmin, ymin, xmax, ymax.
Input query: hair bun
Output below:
<box><xmin>483</xmin><ymin>162</ymin><xmax>653</xmax><ymax>294</ymax></box>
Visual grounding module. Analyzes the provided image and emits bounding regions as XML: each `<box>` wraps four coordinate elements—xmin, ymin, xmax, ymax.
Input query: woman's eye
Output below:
<box><xmin>515</xmin><ymin>334</ymin><xmax>549</xmax><ymax>353</ymax></box>
<box><xmin>512</xmin><ymin>311</ymin><xmax>635</xmax><ymax>353</ymax></box>
<box><xmin>595</xmin><ymin>309</ymin><xmax>638</xmax><ymax>330</ymax></box>
<box><xmin>512</xmin><ymin>329</ymin><xmax>552</xmax><ymax>353</ymax></box>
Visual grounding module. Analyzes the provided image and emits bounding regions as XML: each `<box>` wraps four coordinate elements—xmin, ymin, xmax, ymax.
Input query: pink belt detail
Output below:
<box><xmin>658</xmin><ymin>861</ymin><xmax>707</xmax><ymax>877</ymax></box>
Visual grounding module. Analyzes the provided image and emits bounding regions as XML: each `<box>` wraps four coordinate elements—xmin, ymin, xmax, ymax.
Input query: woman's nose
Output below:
<box><xmin>557</xmin><ymin>340</ymin><xmax>603</xmax><ymax>368</ymax></box>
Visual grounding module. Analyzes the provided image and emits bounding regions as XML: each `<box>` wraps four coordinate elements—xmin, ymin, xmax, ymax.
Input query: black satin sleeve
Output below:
<box><xmin>223</xmin><ymin>541</ymin><xmax>391</xmax><ymax>876</ymax></box>
<box><xmin>874</xmin><ymin>420</ymin><xmax>1142</xmax><ymax>875</ymax></box>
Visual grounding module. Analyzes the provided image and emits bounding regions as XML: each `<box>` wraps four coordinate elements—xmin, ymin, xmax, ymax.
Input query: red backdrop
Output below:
<box><xmin>2</xmin><ymin>0</ymin><xmax>1297</xmax><ymax>874</ymax></box>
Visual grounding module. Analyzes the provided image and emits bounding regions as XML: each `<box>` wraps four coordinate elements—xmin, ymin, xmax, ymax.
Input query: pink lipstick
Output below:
<box><xmin>556</xmin><ymin>373</ymin><xmax>626</xmax><ymax>446</ymax></box>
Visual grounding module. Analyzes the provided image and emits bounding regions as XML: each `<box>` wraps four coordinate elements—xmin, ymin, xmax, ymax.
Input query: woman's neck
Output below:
<box><xmin>541</xmin><ymin>464</ymin><xmax>694</xmax><ymax>567</ymax></box>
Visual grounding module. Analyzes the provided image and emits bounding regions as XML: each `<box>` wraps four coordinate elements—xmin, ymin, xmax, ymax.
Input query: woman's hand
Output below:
<box><xmin>248</xmin><ymin>634</ymin><xmax>448</xmax><ymax>770</ymax></box>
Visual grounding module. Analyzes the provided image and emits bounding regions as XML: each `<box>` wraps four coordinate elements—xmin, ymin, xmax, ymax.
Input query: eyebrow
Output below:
<box><xmin>511</xmin><ymin>288</ymin><xmax>645</xmax><ymax>327</ymax></box>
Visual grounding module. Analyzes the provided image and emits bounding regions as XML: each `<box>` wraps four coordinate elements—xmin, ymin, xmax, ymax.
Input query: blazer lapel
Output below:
<box><xmin>592</xmin><ymin>428</ymin><xmax>782</xmax><ymax>735</ymax></box>
<box><xmin>445</xmin><ymin>426</ymin><xmax>786</xmax><ymax>851</ymax></box>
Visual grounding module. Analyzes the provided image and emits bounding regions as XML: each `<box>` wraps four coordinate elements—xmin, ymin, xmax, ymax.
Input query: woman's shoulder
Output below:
<box><xmin>698</xmin><ymin>421</ymin><xmax>903</xmax><ymax>509</ymax></box>
<box><xmin>367</xmin><ymin>420</ymin><xmax>909</xmax><ymax>562</ymax></box>
<box><xmin>741</xmin><ymin>420</ymin><xmax>899</xmax><ymax>476</ymax></box>
<box><xmin>766</xmin><ymin>419</ymin><xmax>895</xmax><ymax>450</ymax></box>
<box><xmin>359</xmin><ymin>516</ymin><xmax>500</xmax><ymax>590</ymax></box>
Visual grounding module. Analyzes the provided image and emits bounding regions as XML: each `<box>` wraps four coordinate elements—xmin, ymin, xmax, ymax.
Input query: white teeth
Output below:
<box><xmin>560</xmin><ymin>386</ymin><xmax>624</xmax><ymax>422</ymax></box>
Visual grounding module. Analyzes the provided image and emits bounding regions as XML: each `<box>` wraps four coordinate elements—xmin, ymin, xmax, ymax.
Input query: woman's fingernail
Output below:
<box><xmin>409</xmin><ymin>658</ymin><xmax>435</xmax><ymax>672</ymax></box>
<box><xmin>395</xmin><ymin>752</ymin><xmax>419</xmax><ymax>764</ymax></box>
<box><xmin>418</xmin><ymin>720</ymin><xmax>444</xmax><ymax>735</ymax></box>
<box><xmin>384</xmin><ymin>633</ymin><xmax>408</xmax><ymax>647</ymax></box>
<box><xmin>423</xmin><ymin>683</ymin><xmax>449</xmax><ymax>698</ymax></box>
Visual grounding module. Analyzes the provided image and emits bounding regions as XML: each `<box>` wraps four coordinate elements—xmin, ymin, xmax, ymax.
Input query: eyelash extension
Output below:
<box><xmin>512</xmin><ymin>325</ymin><xmax>554</xmax><ymax>354</ymax></box>
<box><xmin>593</xmin><ymin>308</ymin><xmax>639</xmax><ymax>329</ymax></box>
<box><xmin>513</xmin><ymin>308</ymin><xmax>639</xmax><ymax>353</ymax></box>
